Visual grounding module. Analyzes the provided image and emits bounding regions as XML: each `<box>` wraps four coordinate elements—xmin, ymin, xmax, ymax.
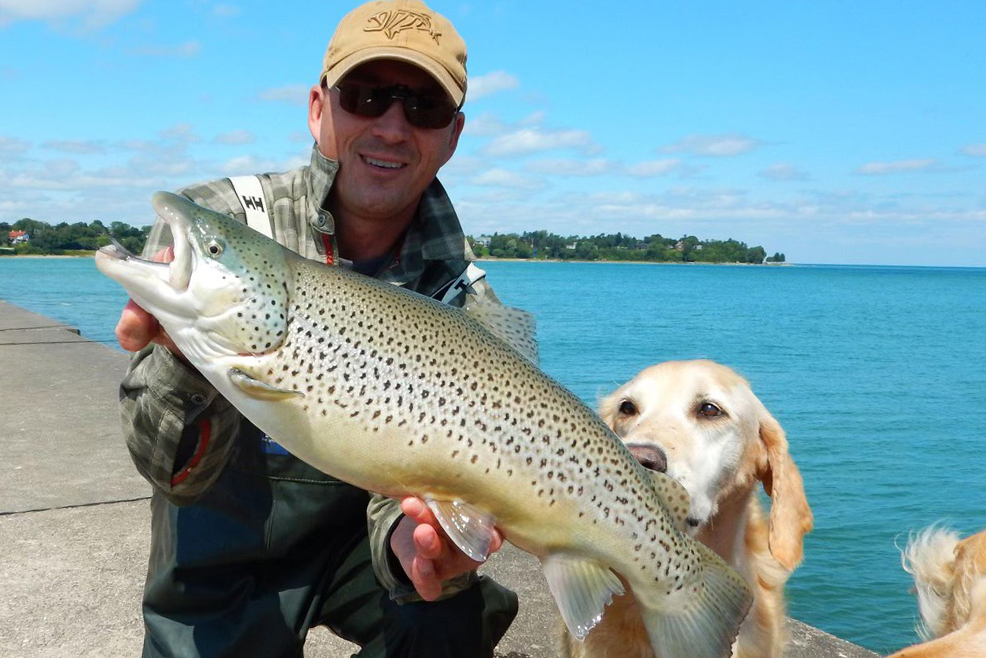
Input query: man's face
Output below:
<box><xmin>309</xmin><ymin>59</ymin><xmax>465</xmax><ymax>223</ymax></box>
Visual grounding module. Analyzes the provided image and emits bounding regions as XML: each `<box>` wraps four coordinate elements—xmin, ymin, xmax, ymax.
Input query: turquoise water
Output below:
<box><xmin>2</xmin><ymin>256</ymin><xmax>985</xmax><ymax>654</ymax></box>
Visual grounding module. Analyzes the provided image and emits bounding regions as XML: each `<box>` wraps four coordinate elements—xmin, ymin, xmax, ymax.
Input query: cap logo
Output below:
<box><xmin>365</xmin><ymin>9</ymin><xmax>442</xmax><ymax>44</ymax></box>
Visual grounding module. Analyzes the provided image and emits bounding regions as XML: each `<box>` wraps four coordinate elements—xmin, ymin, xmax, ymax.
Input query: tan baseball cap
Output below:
<box><xmin>320</xmin><ymin>0</ymin><xmax>468</xmax><ymax>107</ymax></box>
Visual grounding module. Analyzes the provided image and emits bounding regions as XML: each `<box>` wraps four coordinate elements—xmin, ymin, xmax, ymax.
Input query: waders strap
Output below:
<box><xmin>436</xmin><ymin>262</ymin><xmax>487</xmax><ymax>305</ymax></box>
<box><xmin>228</xmin><ymin>175</ymin><xmax>273</xmax><ymax>239</ymax></box>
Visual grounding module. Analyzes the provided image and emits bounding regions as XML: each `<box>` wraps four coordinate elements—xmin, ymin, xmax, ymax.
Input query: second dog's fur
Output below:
<box><xmin>561</xmin><ymin>360</ymin><xmax>813</xmax><ymax>658</ymax></box>
<box><xmin>887</xmin><ymin>525</ymin><xmax>986</xmax><ymax>657</ymax></box>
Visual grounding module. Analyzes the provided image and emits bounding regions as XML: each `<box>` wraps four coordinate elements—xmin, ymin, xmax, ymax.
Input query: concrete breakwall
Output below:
<box><xmin>0</xmin><ymin>300</ymin><xmax>879</xmax><ymax>657</ymax></box>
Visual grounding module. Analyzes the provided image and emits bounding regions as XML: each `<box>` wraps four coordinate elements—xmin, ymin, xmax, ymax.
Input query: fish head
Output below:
<box><xmin>96</xmin><ymin>191</ymin><xmax>291</xmax><ymax>359</ymax></box>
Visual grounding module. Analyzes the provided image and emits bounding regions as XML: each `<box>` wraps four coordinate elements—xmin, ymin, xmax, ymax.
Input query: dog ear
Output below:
<box><xmin>756</xmin><ymin>406</ymin><xmax>813</xmax><ymax>571</ymax></box>
<box><xmin>597</xmin><ymin>390</ymin><xmax>620</xmax><ymax>429</ymax></box>
<box><xmin>952</xmin><ymin>529</ymin><xmax>986</xmax><ymax>630</ymax></box>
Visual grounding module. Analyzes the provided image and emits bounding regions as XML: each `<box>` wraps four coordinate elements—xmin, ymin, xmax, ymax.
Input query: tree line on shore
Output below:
<box><xmin>1</xmin><ymin>218</ymin><xmax>150</xmax><ymax>255</ymax></box>
<box><xmin>1</xmin><ymin>217</ymin><xmax>785</xmax><ymax>265</ymax></box>
<box><xmin>469</xmin><ymin>231</ymin><xmax>785</xmax><ymax>263</ymax></box>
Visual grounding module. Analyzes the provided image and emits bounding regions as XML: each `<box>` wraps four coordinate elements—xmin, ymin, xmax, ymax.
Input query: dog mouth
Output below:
<box><xmin>625</xmin><ymin>443</ymin><xmax>703</xmax><ymax>531</ymax></box>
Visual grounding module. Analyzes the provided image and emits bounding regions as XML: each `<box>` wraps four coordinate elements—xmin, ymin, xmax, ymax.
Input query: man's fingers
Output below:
<box><xmin>489</xmin><ymin>529</ymin><xmax>504</xmax><ymax>554</ymax></box>
<box><xmin>413</xmin><ymin>522</ymin><xmax>443</xmax><ymax>560</ymax></box>
<box><xmin>410</xmin><ymin>557</ymin><xmax>441</xmax><ymax>602</ymax></box>
<box><xmin>116</xmin><ymin>298</ymin><xmax>182</xmax><ymax>356</ymax></box>
<box><xmin>116</xmin><ymin>299</ymin><xmax>158</xmax><ymax>352</ymax></box>
<box><xmin>151</xmin><ymin>245</ymin><xmax>175</xmax><ymax>263</ymax></box>
<box><xmin>400</xmin><ymin>496</ymin><xmax>434</xmax><ymax>524</ymax></box>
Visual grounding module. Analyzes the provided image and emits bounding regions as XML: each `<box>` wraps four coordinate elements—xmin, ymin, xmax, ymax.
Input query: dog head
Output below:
<box><xmin>599</xmin><ymin>359</ymin><xmax>813</xmax><ymax>570</ymax></box>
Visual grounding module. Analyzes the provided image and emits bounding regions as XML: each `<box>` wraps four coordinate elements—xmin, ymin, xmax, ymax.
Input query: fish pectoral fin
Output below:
<box><xmin>228</xmin><ymin>368</ymin><xmax>304</xmax><ymax>401</ymax></box>
<box><xmin>647</xmin><ymin>469</ymin><xmax>692</xmax><ymax>531</ymax></box>
<box><xmin>424</xmin><ymin>498</ymin><xmax>496</xmax><ymax>562</ymax></box>
<box><xmin>464</xmin><ymin>302</ymin><xmax>540</xmax><ymax>366</ymax></box>
<box><xmin>641</xmin><ymin>541</ymin><xmax>753</xmax><ymax>658</ymax></box>
<box><xmin>541</xmin><ymin>555</ymin><xmax>625</xmax><ymax>641</ymax></box>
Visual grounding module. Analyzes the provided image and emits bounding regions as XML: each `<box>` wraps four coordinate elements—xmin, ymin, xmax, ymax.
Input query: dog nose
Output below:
<box><xmin>626</xmin><ymin>444</ymin><xmax>668</xmax><ymax>473</ymax></box>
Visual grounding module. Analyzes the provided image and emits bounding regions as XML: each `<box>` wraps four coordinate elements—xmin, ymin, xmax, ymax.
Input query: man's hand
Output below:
<box><xmin>115</xmin><ymin>299</ymin><xmax>174</xmax><ymax>352</ymax></box>
<box><xmin>113</xmin><ymin>246</ymin><xmax>182</xmax><ymax>355</ymax></box>
<box><xmin>390</xmin><ymin>496</ymin><xmax>503</xmax><ymax>601</ymax></box>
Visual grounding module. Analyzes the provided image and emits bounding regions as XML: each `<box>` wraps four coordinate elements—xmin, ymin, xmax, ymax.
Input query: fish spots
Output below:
<box><xmin>253</xmin><ymin>265</ymin><xmax>701</xmax><ymax>596</ymax></box>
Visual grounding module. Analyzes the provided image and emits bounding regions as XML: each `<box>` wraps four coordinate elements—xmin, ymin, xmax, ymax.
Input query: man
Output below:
<box><xmin>114</xmin><ymin>1</ymin><xmax>518</xmax><ymax>655</ymax></box>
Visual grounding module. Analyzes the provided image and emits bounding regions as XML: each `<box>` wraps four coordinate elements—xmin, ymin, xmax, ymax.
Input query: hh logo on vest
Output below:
<box><xmin>241</xmin><ymin>195</ymin><xmax>264</xmax><ymax>213</ymax></box>
<box><xmin>365</xmin><ymin>9</ymin><xmax>441</xmax><ymax>43</ymax></box>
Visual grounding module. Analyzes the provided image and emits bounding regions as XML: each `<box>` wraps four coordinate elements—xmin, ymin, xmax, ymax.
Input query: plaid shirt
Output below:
<box><xmin>120</xmin><ymin>145</ymin><xmax>498</xmax><ymax>597</ymax></box>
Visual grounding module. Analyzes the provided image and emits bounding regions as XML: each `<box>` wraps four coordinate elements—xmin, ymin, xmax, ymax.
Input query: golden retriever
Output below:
<box><xmin>887</xmin><ymin>526</ymin><xmax>986</xmax><ymax>657</ymax></box>
<box><xmin>560</xmin><ymin>359</ymin><xmax>813</xmax><ymax>658</ymax></box>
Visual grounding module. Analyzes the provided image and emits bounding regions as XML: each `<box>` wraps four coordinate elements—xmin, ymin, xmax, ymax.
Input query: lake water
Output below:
<box><xmin>2</xmin><ymin>255</ymin><xmax>985</xmax><ymax>654</ymax></box>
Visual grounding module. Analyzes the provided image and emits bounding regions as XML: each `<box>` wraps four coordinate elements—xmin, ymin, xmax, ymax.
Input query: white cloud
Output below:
<box><xmin>854</xmin><ymin>159</ymin><xmax>937</xmax><ymax>175</ymax></box>
<box><xmin>126</xmin><ymin>154</ymin><xmax>197</xmax><ymax>178</ymax></box>
<box><xmin>288</xmin><ymin>130</ymin><xmax>313</xmax><ymax>144</ymax></box>
<box><xmin>960</xmin><ymin>143</ymin><xmax>986</xmax><ymax>157</ymax></box>
<box><xmin>483</xmin><ymin>126</ymin><xmax>597</xmax><ymax>157</ymax></box>
<box><xmin>0</xmin><ymin>0</ymin><xmax>142</xmax><ymax>29</ymax></box>
<box><xmin>462</xmin><ymin>113</ymin><xmax>507</xmax><ymax>138</ymax></box>
<box><xmin>625</xmin><ymin>159</ymin><xmax>683</xmax><ymax>177</ymax></box>
<box><xmin>212</xmin><ymin>4</ymin><xmax>240</xmax><ymax>17</ymax></box>
<box><xmin>517</xmin><ymin>157</ymin><xmax>683</xmax><ymax>179</ymax></box>
<box><xmin>119</xmin><ymin>139</ymin><xmax>157</xmax><ymax>153</ymax></box>
<box><xmin>661</xmin><ymin>133</ymin><xmax>763</xmax><ymax>157</ymax></box>
<box><xmin>159</xmin><ymin>123</ymin><xmax>200</xmax><ymax>143</ymax></box>
<box><xmin>213</xmin><ymin>130</ymin><xmax>255</xmax><ymax>145</ymax></box>
<box><xmin>0</xmin><ymin>131</ymin><xmax>312</xmax><ymax>225</ymax></box>
<box><xmin>467</xmin><ymin>71</ymin><xmax>519</xmax><ymax>101</ymax></box>
<box><xmin>259</xmin><ymin>84</ymin><xmax>310</xmax><ymax>106</ymax></box>
<box><xmin>0</xmin><ymin>136</ymin><xmax>31</xmax><ymax>157</ymax></box>
<box><xmin>470</xmin><ymin>168</ymin><xmax>544</xmax><ymax>190</ymax></box>
<box><xmin>759</xmin><ymin>163</ymin><xmax>809</xmax><ymax>181</ymax></box>
<box><xmin>1</xmin><ymin>160</ymin><xmax>159</xmax><ymax>191</ymax></box>
<box><xmin>524</xmin><ymin>158</ymin><xmax>614</xmax><ymax>177</ymax></box>
<box><xmin>43</xmin><ymin>140</ymin><xmax>106</xmax><ymax>154</ymax></box>
<box><xmin>220</xmin><ymin>155</ymin><xmax>282</xmax><ymax>176</ymax></box>
<box><xmin>130</xmin><ymin>41</ymin><xmax>201</xmax><ymax>58</ymax></box>
<box><xmin>519</xmin><ymin>111</ymin><xmax>546</xmax><ymax>126</ymax></box>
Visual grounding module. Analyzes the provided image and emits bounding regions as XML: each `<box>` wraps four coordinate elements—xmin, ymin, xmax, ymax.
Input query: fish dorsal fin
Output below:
<box><xmin>465</xmin><ymin>302</ymin><xmax>539</xmax><ymax>366</ymax></box>
<box><xmin>646</xmin><ymin>469</ymin><xmax>691</xmax><ymax>531</ymax></box>
<box><xmin>541</xmin><ymin>554</ymin><xmax>625</xmax><ymax>640</ymax></box>
<box><xmin>425</xmin><ymin>497</ymin><xmax>497</xmax><ymax>562</ymax></box>
<box><xmin>228</xmin><ymin>368</ymin><xmax>304</xmax><ymax>401</ymax></box>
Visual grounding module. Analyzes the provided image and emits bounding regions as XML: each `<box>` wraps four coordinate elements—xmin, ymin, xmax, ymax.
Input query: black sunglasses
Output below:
<box><xmin>333</xmin><ymin>82</ymin><xmax>459</xmax><ymax>130</ymax></box>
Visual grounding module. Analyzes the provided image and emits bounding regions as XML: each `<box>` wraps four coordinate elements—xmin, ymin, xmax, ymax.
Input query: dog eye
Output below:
<box><xmin>618</xmin><ymin>399</ymin><xmax>637</xmax><ymax>416</ymax></box>
<box><xmin>698</xmin><ymin>402</ymin><xmax>723</xmax><ymax>417</ymax></box>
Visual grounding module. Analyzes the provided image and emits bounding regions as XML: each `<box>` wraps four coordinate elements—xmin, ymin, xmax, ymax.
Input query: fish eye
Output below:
<box><xmin>697</xmin><ymin>402</ymin><xmax>723</xmax><ymax>417</ymax></box>
<box><xmin>207</xmin><ymin>240</ymin><xmax>224</xmax><ymax>257</ymax></box>
<box><xmin>618</xmin><ymin>399</ymin><xmax>637</xmax><ymax>416</ymax></box>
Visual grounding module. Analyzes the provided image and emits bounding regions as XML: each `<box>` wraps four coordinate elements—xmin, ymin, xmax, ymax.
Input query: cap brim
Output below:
<box><xmin>321</xmin><ymin>47</ymin><xmax>464</xmax><ymax>107</ymax></box>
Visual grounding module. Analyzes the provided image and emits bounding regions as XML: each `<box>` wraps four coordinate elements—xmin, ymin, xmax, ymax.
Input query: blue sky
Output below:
<box><xmin>2</xmin><ymin>0</ymin><xmax>984</xmax><ymax>266</ymax></box>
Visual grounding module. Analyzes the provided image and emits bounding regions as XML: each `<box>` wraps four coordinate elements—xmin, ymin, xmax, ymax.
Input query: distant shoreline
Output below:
<box><xmin>0</xmin><ymin>253</ymin><xmax>94</xmax><ymax>259</ymax></box>
<box><xmin>1</xmin><ymin>252</ymin><xmax>790</xmax><ymax>265</ymax></box>
<box><xmin>477</xmin><ymin>257</ymin><xmax>791</xmax><ymax>266</ymax></box>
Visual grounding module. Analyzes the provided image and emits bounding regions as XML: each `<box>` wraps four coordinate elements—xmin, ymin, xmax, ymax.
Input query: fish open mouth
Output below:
<box><xmin>95</xmin><ymin>192</ymin><xmax>195</xmax><ymax>295</ymax></box>
<box><xmin>97</xmin><ymin>239</ymin><xmax>134</xmax><ymax>261</ymax></box>
<box><xmin>94</xmin><ymin>192</ymin><xmax>201</xmax><ymax>319</ymax></box>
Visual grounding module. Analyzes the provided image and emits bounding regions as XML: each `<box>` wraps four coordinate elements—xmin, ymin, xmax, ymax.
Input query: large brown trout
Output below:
<box><xmin>96</xmin><ymin>192</ymin><xmax>751</xmax><ymax>657</ymax></box>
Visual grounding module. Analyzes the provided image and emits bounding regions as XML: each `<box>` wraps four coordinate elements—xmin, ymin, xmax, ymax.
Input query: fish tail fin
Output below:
<box><xmin>640</xmin><ymin>542</ymin><xmax>752</xmax><ymax>658</ymax></box>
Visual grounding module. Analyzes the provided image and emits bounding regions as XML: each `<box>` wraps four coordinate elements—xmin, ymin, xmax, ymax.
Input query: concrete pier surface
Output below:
<box><xmin>0</xmin><ymin>299</ymin><xmax>879</xmax><ymax>658</ymax></box>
